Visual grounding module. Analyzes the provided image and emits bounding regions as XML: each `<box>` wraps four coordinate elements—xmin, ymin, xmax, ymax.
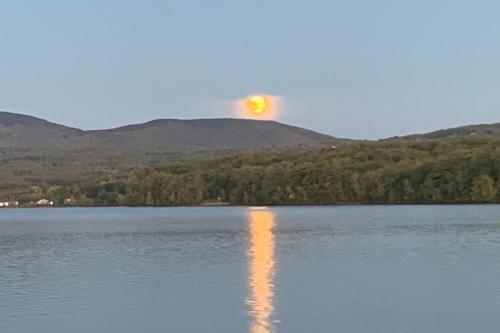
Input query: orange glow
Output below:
<box><xmin>247</xmin><ymin>209</ymin><xmax>276</xmax><ymax>333</ymax></box>
<box><xmin>237</xmin><ymin>94</ymin><xmax>280</xmax><ymax>120</ymax></box>
<box><xmin>247</xmin><ymin>95</ymin><xmax>268</xmax><ymax>114</ymax></box>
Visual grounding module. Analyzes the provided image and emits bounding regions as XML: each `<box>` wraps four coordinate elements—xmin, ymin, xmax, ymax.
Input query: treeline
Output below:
<box><xmin>35</xmin><ymin>135</ymin><xmax>500</xmax><ymax>206</ymax></box>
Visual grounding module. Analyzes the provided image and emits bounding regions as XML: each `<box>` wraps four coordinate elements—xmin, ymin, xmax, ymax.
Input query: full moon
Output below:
<box><xmin>237</xmin><ymin>94</ymin><xmax>280</xmax><ymax>120</ymax></box>
<box><xmin>246</xmin><ymin>95</ymin><xmax>268</xmax><ymax>115</ymax></box>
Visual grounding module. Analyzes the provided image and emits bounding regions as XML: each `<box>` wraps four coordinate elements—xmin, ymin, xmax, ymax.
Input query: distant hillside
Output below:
<box><xmin>1</xmin><ymin>110</ymin><xmax>500</xmax><ymax>203</ymax></box>
<box><xmin>388</xmin><ymin>123</ymin><xmax>500</xmax><ymax>141</ymax></box>
<box><xmin>43</xmin><ymin>136</ymin><xmax>500</xmax><ymax>206</ymax></box>
<box><xmin>0</xmin><ymin>111</ymin><xmax>341</xmax><ymax>199</ymax></box>
<box><xmin>0</xmin><ymin>112</ymin><xmax>83</xmax><ymax>148</ymax></box>
<box><xmin>0</xmin><ymin>111</ymin><xmax>339</xmax><ymax>151</ymax></box>
<box><xmin>84</xmin><ymin>118</ymin><xmax>340</xmax><ymax>151</ymax></box>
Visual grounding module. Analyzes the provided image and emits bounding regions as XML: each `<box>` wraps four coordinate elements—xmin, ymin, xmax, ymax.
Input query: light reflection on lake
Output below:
<box><xmin>247</xmin><ymin>209</ymin><xmax>276</xmax><ymax>333</ymax></box>
<box><xmin>2</xmin><ymin>205</ymin><xmax>500</xmax><ymax>332</ymax></box>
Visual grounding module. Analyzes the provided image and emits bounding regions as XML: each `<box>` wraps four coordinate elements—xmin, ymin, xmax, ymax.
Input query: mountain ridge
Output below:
<box><xmin>386</xmin><ymin>123</ymin><xmax>500</xmax><ymax>141</ymax></box>
<box><xmin>0</xmin><ymin>111</ymin><xmax>340</xmax><ymax>151</ymax></box>
<box><xmin>1</xmin><ymin>110</ymin><xmax>500</xmax><ymax>200</ymax></box>
<box><xmin>3</xmin><ymin>110</ymin><xmax>500</xmax><ymax>144</ymax></box>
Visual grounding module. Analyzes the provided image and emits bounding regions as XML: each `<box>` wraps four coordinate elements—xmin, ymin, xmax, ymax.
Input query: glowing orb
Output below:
<box><xmin>236</xmin><ymin>94</ymin><xmax>280</xmax><ymax>120</ymax></box>
<box><xmin>246</xmin><ymin>95</ymin><xmax>268</xmax><ymax>115</ymax></box>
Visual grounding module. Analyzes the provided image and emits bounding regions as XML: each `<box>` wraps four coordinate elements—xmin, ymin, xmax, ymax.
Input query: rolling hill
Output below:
<box><xmin>388</xmin><ymin>123</ymin><xmax>500</xmax><ymax>141</ymax></box>
<box><xmin>0</xmin><ymin>111</ymin><xmax>340</xmax><ymax>198</ymax></box>
<box><xmin>0</xmin><ymin>111</ymin><xmax>339</xmax><ymax>151</ymax></box>
<box><xmin>1</xmin><ymin>110</ymin><xmax>500</xmax><ymax>202</ymax></box>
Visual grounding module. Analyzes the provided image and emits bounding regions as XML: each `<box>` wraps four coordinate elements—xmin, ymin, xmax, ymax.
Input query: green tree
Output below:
<box><xmin>471</xmin><ymin>175</ymin><xmax>498</xmax><ymax>202</ymax></box>
<box><xmin>30</xmin><ymin>186</ymin><xmax>43</xmax><ymax>201</ymax></box>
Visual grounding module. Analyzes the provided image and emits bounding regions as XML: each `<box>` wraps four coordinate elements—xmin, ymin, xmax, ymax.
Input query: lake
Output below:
<box><xmin>1</xmin><ymin>206</ymin><xmax>500</xmax><ymax>332</ymax></box>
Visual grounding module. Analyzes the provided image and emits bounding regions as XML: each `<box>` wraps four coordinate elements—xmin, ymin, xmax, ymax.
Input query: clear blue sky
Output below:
<box><xmin>1</xmin><ymin>0</ymin><xmax>500</xmax><ymax>139</ymax></box>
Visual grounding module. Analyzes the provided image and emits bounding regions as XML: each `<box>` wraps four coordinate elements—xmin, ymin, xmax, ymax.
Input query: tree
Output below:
<box><xmin>30</xmin><ymin>186</ymin><xmax>43</xmax><ymax>201</ymax></box>
<box><xmin>471</xmin><ymin>175</ymin><xmax>497</xmax><ymax>202</ymax></box>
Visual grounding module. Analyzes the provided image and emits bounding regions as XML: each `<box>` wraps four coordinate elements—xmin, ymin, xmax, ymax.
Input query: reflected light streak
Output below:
<box><xmin>247</xmin><ymin>209</ymin><xmax>276</xmax><ymax>333</ymax></box>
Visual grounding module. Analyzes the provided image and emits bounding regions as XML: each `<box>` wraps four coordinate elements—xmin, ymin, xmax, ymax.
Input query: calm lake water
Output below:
<box><xmin>1</xmin><ymin>206</ymin><xmax>500</xmax><ymax>332</ymax></box>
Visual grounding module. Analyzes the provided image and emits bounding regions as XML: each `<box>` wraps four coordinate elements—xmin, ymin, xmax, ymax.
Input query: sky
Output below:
<box><xmin>1</xmin><ymin>0</ymin><xmax>500</xmax><ymax>139</ymax></box>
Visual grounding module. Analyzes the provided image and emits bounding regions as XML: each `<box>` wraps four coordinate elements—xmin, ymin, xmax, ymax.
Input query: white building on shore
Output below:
<box><xmin>35</xmin><ymin>199</ymin><xmax>54</xmax><ymax>206</ymax></box>
<box><xmin>0</xmin><ymin>200</ymin><xmax>19</xmax><ymax>208</ymax></box>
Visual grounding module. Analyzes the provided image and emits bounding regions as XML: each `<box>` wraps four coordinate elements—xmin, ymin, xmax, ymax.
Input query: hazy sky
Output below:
<box><xmin>1</xmin><ymin>0</ymin><xmax>500</xmax><ymax>139</ymax></box>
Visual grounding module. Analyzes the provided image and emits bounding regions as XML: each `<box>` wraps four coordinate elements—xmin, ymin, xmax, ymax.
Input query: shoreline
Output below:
<box><xmin>1</xmin><ymin>202</ymin><xmax>499</xmax><ymax>209</ymax></box>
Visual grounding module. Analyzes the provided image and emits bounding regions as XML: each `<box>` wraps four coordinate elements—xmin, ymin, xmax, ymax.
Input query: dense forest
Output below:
<box><xmin>20</xmin><ymin>135</ymin><xmax>500</xmax><ymax>206</ymax></box>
